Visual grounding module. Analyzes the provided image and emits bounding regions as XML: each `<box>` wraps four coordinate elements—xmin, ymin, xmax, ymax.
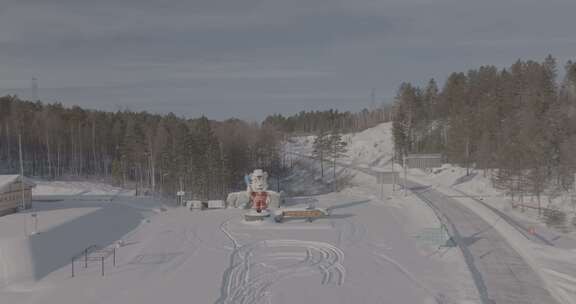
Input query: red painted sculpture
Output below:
<box><xmin>250</xmin><ymin>191</ymin><xmax>268</xmax><ymax>213</ymax></box>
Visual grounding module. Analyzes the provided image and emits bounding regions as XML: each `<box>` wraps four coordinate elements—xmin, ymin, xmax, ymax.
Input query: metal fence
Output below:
<box><xmin>71</xmin><ymin>244</ymin><xmax>116</xmax><ymax>277</ymax></box>
<box><xmin>406</xmin><ymin>154</ymin><xmax>443</xmax><ymax>170</ymax></box>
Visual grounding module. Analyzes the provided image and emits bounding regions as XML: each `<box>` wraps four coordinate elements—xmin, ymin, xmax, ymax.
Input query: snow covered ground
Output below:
<box><xmin>14</xmin><ymin>119</ymin><xmax>576</xmax><ymax>303</ymax></box>
<box><xmin>288</xmin><ymin>122</ymin><xmax>395</xmax><ymax>169</ymax></box>
<box><xmin>32</xmin><ymin>179</ymin><xmax>135</xmax><ymax>197</ymax></box>
<box><xmin>0</xmin><ymin>147</ymin><xmax>480</xmax><ymax>303</ymax></box>
<box><xmin>288</xmin><ymin>121</ymin><xmax>576</xmax><ymax>304</ymax></box>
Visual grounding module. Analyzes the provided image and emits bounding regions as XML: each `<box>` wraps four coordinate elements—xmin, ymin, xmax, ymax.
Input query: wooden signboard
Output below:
<box><xmin>283</xmin><ymin>210</ymin><xmax>325</xmax><ymax>218</ymax></box>
<box><xmin>275</xmin><ymin>208</ymin><xmax>328</xmax><ymax>223</ymax></box>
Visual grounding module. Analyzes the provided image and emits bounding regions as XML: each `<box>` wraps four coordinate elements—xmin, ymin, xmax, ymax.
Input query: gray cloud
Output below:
<box><xmin>1</xmin><ymin>0</ymin><xmax>575</xmax><ymax>120</ymax></box>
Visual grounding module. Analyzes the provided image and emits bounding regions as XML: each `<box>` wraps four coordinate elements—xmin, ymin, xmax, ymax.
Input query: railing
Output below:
<box><xmin>71</xmin><ymin>244</ymin><xmax>117</xmax><ymax>277</ymax></box>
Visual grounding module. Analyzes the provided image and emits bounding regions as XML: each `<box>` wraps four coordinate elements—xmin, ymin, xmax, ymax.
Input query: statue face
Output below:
<box><xmin>250</xmin><ymin>169</ymin><xmax>268</xmax><ymax>191</ymax></box>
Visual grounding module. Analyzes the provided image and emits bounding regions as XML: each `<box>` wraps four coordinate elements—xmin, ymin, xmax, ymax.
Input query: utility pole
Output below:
<box><xmin>179</xmin><ymin>177</ymin><xmax>184</xmax><ymax>205</ymax></box>
<box><xmin>19</xmin><ymin>134</ymin><xmax>26</xmax><ymax>209</ymax></box>
<box><xmin>392</xmin><ymin>153</ymin><xmax>396</xmax><ymax>192</ymax></box>
<box><xmin>150</xmin><ymin>153</ymin><xmax>155</xmax><ymax>195</ymax></box>
<box><xmin>147</xmin><ymin>139</ymin><xmax>156</xmax><ymax>195</ymax></box>
<box><xmin>31</xmin><ymin>77</ymin><xmax>38</xmax><ymax>101</ymax></box>
<box><xmin>333</xmin><ymin>158</ymin><xmax>337</xmax><ymax>192</ymax></box>
<box><xmin>403</xmin><ymin>154</ymin><xmax>408</xmax><ymax>196</ymax></box>
<box><xmin>370</xmin><ymin>88</ymin><xmax>376</xmax><ymax>111</ymax></box>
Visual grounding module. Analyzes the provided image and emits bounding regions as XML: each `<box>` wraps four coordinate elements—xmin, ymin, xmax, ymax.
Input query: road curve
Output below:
<box><xmin>406</xmin><ymin>180</ymin><xmax>559</xmax><ymax>304</ymax></box>
<box><xmin>289</xmin><ymin>151</ymin><xmax>560</xmax><ymax>303</ymax></box>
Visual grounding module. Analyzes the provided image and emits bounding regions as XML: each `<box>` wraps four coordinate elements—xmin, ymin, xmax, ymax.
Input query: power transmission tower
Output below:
<box><xmin>31</xmin><ymin>77</ymin><xmax>38</xmax><ymax>101</ymax></box>
<box><xmin>370</xmin><ymin>88</ymin><xmax>376</xmax><ymax>110</ymax></box>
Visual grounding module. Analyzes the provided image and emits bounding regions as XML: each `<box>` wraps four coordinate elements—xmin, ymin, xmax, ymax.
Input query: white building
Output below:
<box><xmin>0</xmin><ymin>175</ymin><xmax>35</xmax><ymax>216</ymax></box>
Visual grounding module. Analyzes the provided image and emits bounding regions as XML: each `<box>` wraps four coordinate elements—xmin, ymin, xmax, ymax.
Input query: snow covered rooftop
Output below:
<box><xmin>0</xmin><ymin>175</ymin><xmax>35</xmax><ymax>193</ymax></box>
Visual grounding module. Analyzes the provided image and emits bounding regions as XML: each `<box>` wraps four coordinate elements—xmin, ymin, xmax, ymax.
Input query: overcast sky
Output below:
<box><xmin>1</xmin><ymin>0</ymin><xmax>576</xmax><ymax>121</ymax></box>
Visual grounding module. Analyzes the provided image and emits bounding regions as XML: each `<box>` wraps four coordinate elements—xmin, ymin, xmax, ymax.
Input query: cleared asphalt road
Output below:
<box><xmin>406</xmin><ymin>180</ymin><xmax>559</xmax><ymax>304</ymax></box>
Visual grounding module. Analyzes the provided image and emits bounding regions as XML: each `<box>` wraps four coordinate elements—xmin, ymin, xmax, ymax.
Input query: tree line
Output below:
<box><xmin>263</xmin><ymin>107</ymin><xmax>393</xmax><ymax>135</ymax></box>
<box><xmin>393</xmin><ymin>55</ymin><xmax>576</xmax><ymax>200</ymax></box>
<box><xmin>0</xmin><ymin>96</ymin><xmax>284</xmax><ymax>199</ymax></box>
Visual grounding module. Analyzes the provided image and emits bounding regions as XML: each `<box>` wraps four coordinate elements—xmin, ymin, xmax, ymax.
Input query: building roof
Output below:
<box><xmin>0</xmin><ymin>175</ymin><xmax>36</xmax><ymax>193</ymax></box>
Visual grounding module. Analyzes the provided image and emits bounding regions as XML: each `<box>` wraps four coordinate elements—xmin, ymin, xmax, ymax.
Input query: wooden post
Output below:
<box><xmin>101</xmin><ymin>256</ymin><xmax>104</xmax><ymax>276</ymax></box>
<box><xmin>84</xmin><ymin>248</ymin><xmax>88</xmax><ymax>268</ymax></box>
<box><xmin>113</xmin><ymin>248</ymin><xmax>116</xmax><ymax>267</ymax></box>
<box><xmin>71</xmin><ymin>258</ymin><xmax>75</xmax><ymax>278</ymax></box>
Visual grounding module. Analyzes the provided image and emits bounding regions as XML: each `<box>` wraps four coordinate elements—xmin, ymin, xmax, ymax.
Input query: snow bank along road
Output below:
<box><xmin>351</xmin><ymin>162</ymin><xmax>559</xmax><ymax>304</ymax></box>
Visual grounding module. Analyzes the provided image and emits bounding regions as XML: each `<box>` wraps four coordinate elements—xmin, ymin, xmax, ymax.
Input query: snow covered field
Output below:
<box><xmin>288</xmin><ymin>122</ymin><xmax>395</xmax><ymax>169</ymax></box>
<box><xmin>0</xmin><ymin>187</ymin><xmax>479</xmax><ymax>303</ymax></box>
<box><xmin>0</xmin><ymin>156</ymin><xmax>479</xmax><ymax>303</ymax></box>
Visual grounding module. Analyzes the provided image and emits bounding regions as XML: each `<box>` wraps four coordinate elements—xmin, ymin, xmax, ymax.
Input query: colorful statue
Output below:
<box><xmin>248</xmin><ymin>169</ymin><xmax>270</xmax><ymax>213</ymax></box>
<box><xmin>226</xmin><ymin>169</ymin><xmax>282</xmax><ymax>214</ymax></box>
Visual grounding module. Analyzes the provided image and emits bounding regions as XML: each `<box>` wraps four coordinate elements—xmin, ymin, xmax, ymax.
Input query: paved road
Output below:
<box><xmin>448</xmin><ymin>187</ymin><xmax>555</xmax><ymax>246</ymax></box>
<box><xmin>407</xmin><ymin>181</ymin><xmax>559</xmax><ymax>304</ymax></box>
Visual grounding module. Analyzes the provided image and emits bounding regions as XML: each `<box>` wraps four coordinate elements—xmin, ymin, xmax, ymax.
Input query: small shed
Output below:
<box><xmin>0</xmin><ymin>175</ymin><xmax>35</xmax><ymax>216</ymax></box>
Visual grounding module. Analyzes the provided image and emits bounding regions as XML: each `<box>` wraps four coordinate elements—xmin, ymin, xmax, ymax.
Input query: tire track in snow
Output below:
<box><xmin>216</xmin><ymin>240</ymin><xmax>345</xmax><ymax>304</ymax></box>
<box><xmin>220</xmin><ymin>217</ymin><xmax>241</xmax><ymax>249</ymax></box>
<box><xmin>333</xmin><ymin>218</ymin><xmax>366</xmax><ymax>248</ymax></box>
<box><xmin>369</xmin><ymin>246</ymin><xmax>451</xmax><ymax>304</ymax></box>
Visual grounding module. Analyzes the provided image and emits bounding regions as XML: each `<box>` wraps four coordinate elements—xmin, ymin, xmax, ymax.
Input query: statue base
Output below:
<box><xmin>244</xmin><ymin>210</ymin><xmax>270</xmax><ymax>221</ymax></box>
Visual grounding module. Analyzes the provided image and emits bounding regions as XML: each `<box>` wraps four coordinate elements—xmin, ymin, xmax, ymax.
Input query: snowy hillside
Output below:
<box><xmin>289</xmin><ymin>122</ymin><xmax>395</xmax><ymax>167</ymax></box>
<box><xmin>341</xmin><ymin>122</ymin><xmax>395</xmax><ymax>167</ymax></box>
